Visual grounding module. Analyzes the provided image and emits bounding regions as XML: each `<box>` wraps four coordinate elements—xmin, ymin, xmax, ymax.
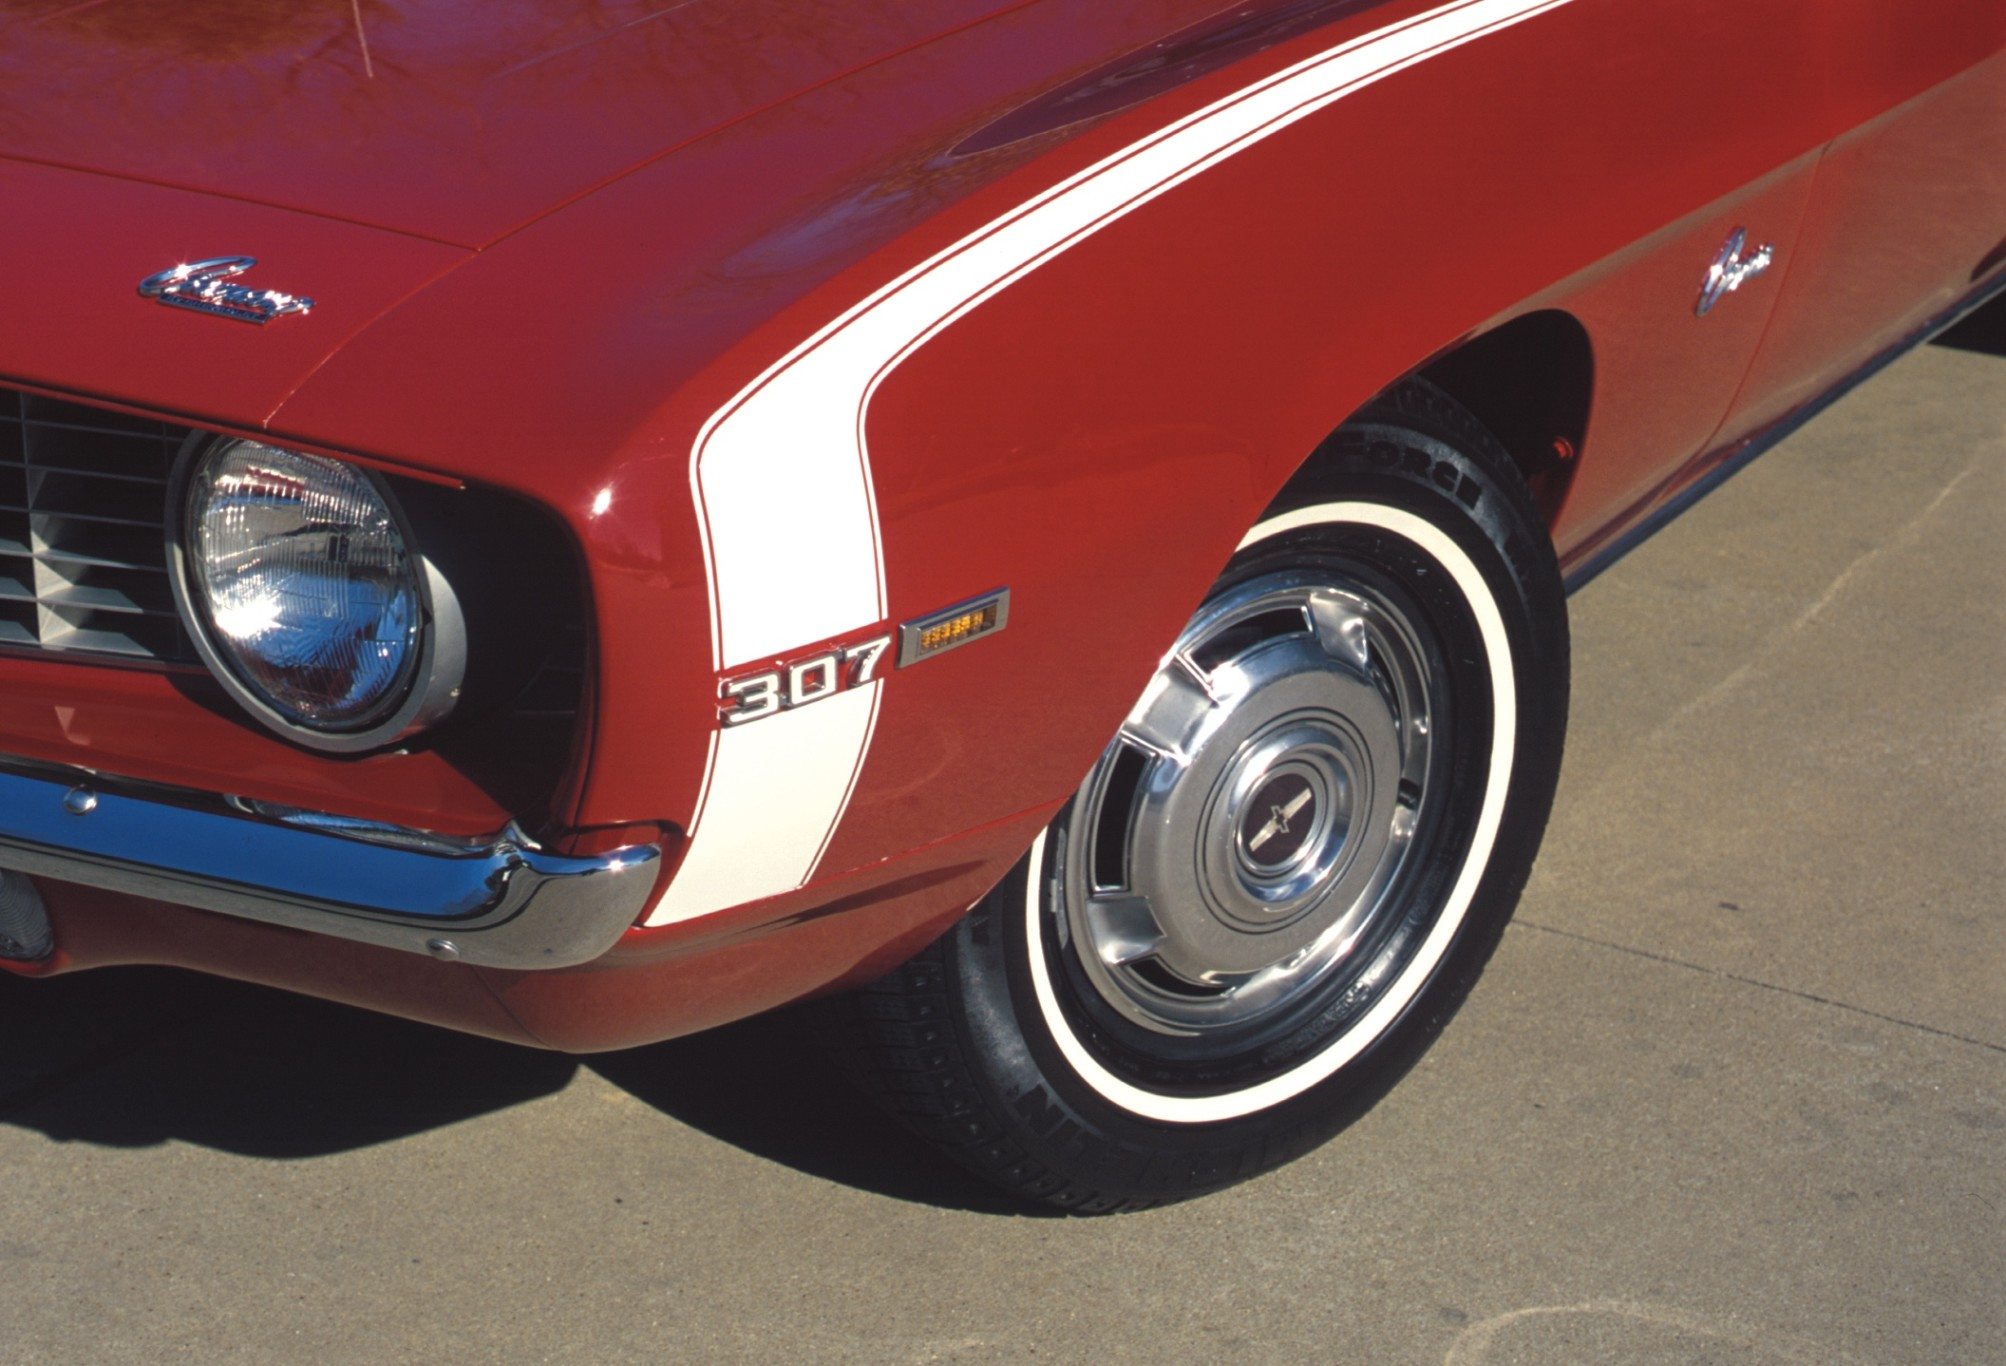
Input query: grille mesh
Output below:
<box><xmin>0</xmin><ymin>388</ymin><xmax>195</xmax><ymax>664</ymax></box>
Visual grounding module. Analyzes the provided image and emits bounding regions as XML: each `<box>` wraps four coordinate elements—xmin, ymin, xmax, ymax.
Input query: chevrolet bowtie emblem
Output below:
<box><xmin>1248</xmin><ymin>788</ymin><xmax>1314</xmax><ymax>855</ymax></box>
<box><xmin>137</xmin><ymin>257</ymin><xmax>314</xmax><ymax>325</ymax></box>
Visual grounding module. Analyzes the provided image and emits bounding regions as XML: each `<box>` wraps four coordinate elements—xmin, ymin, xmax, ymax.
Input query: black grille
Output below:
<box><xmin>0</xmin><ymin>388</ymin><xmax>195</xmax><ymax>664</ymax></box>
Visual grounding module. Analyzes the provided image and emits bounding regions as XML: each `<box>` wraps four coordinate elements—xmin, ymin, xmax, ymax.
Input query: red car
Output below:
<box><xmin>1</xmin><ymin>0</ymin><xmax>2000</xmax><ymax>1210</ymax></box>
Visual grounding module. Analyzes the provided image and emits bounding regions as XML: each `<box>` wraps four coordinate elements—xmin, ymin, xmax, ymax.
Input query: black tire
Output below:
<box><xmin>827</xmin><ymin>379</ymin><xmax>1569</xmax><ymax>1211</ymax></box>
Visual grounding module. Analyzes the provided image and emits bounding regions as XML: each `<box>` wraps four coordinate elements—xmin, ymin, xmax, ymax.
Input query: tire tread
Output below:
<box><xmin>820</xmin><ymin>950</ymin><xmax>1162</xmax><ymax>1214</ymax></box>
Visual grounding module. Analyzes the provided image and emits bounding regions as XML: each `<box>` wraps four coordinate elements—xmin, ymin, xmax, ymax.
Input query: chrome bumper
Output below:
<box><xmin>0</xmin><ymin>755</ymin><xmax>662</xmax><ymax>969</ymax></box>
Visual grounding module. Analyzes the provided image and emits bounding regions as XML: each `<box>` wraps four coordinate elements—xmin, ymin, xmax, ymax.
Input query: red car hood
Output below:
<box><xmin>0</xmin><ymin>0</ymin><xmax>1027</xmax><ymax>248</ymax></box>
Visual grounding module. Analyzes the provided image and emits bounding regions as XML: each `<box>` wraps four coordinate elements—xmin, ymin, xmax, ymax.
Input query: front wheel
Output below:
<box><xmin>831</xmin><ymin>381</ymin><xmax>1569</xmax><ymax>1211</ymax></box>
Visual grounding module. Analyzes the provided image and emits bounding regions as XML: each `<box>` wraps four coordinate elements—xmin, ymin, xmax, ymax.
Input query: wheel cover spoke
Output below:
<box><xmin>1082</xmin><ymin>893</ymin><xmax>1167</xmax><ymax>967</ymax></box>
<box><xmin>1062</xmin><ymin>568</ymin><xmax>1444</xmax><ymax>1037</ymax></box>
<box><xmin>1305</xmin><ymin>588</ymin><xmax>1374</xmax><ymax>670</ymax></box>
<box><xmin>1117</xmin><ymin>655</ymin><xmax>1217</xmax><ymax>763</ymax></box>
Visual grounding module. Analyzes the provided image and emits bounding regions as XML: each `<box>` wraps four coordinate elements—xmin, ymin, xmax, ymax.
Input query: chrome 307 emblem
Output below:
<box><xmin>718</xmin><ymin>589</ymin><xmax>1010</xmax><ymax>728</ymax></box>
<box><xmin>720</xmin><ymin>635</ymin><xmax>893</xmax><ymax>728</ymax></box>
<box><xmin>1696</xmin><ymin>228</ymin><xmax>1774</xmax><ymax>318</ymax></box>
<box><xmin>137</xmin><ymin>257</ymin><xmax>314</xmax><ymax>325</ymax></box>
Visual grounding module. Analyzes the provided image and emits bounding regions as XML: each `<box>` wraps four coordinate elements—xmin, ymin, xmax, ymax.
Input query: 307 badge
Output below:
<box><xmin>719</xmin><ymin>634</ymin><xmax>891</xmax><ymax>727</ymax></box>
<box><xmin>716</xmin><ymin>589</ymin><xmax>1009</xmax><ymax>728</ymax></box>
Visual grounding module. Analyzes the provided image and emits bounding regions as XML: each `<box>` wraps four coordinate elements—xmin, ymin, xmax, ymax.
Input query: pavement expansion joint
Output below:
<box><xmin>1510</xmin><ymin>918</ymin><xmax>2006</xmax><ymax>1057</ymax></box>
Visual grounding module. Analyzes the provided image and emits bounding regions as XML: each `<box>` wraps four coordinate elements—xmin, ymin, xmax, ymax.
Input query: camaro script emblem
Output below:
<box><xmin>1695</xmin><ymin>228</ymin><xmax>1774</xmax><ymax>318</ymax></box>
<box><xmin>136</xmin><ymin>257</ymin><xmax>314</xmax><ymax>325</ymax></box>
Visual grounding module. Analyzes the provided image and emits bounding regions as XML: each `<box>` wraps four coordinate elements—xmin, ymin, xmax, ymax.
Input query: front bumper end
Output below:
<box><xmin>0</xmin><ymin>755</ymin><xmax>661</xmax><ymax>970</ymax></box>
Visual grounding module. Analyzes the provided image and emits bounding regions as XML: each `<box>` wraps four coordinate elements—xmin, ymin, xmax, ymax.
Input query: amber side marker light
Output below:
<box><xmin>898</xmin><ymin>588</ymin><xmax>1010</xmax><ymax>667</ymax></box>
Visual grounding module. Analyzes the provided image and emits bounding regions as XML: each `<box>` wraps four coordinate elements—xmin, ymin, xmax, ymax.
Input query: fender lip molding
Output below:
<box><xmin>0</xmin><ymin>754</ymin><xmax>661</xmax><ymax>970</ymax></box>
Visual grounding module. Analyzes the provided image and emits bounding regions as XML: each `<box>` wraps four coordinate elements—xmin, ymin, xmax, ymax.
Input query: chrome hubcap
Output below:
<box><xmin>1062</xmin><ymin>569</ymin><xmax>1439</xmax><ymax>1037</ymax></box>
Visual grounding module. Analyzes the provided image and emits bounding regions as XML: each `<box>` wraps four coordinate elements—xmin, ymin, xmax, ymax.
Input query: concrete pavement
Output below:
<box><xmin>3</xmin><ymin>311</ymin><xmax>2001</xmax><ymax>1362</ymax></box>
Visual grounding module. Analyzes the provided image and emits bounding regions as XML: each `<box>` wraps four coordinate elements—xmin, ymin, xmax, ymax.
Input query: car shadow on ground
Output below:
<box><xmin>590</xmin><ymin>1012</ymin><xmax>1038</xmax><ymax>1215</ymax></box>
<box><xmin>0</xmin><ymin>966</ymin><xmax>1024</xmax><ymax>1214</ymax></box>
<box><xmin>1933</xmin><ymin>291</ymin><xmax>2006</xmax><ymax>356</ymax></box>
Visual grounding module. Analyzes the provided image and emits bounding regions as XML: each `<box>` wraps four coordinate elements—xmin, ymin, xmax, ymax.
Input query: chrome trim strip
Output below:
<box><xmin>1563</xmin><ymin>270</ymin><xmax>2006</xmax><ymax>595</ymax></box>
<box><xmin>0</xmin><ymin>755</ymin><xmax>661</xmax><ymax>969</ymax></box>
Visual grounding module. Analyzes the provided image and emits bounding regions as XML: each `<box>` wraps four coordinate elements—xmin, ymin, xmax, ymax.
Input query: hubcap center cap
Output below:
<box><xmin>1203</xmin><ymin>715</ymin><xmax>1384</xmax><ymax>939</ymax></box>
<box><xmin>1236</xmin><ymin>770</ymin><xmax>1326</xmax><ymax>872</ymax></box>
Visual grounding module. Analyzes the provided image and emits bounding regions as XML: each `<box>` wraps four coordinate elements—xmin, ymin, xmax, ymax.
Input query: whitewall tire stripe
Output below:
<box><xmin>1027</xmin><ymin>503</ymin><xmax>1517</xmax><ymax>1122</ymax></box>
<box><xmin>658</xmin><ymin>0</ymin><xmax>1572</xmax><ymax>926</ymax></box>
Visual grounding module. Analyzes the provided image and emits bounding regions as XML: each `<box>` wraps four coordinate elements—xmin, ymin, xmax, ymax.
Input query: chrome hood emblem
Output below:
<box><xmin>137</xmin><ymin>257</ymin><xmax>314</xmax><ymax>325</ymax></box>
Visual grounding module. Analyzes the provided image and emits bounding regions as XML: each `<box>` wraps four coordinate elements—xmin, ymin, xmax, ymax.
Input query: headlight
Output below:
<box><xmin>170</xmin><ymin>438</ymin><xmax>463</xmax><ymax>752</ymax></box>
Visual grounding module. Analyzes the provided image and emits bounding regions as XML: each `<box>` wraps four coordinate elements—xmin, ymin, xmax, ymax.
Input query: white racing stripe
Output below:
<box><xmin>653</xmin><ymin>0</ymin><xmax>1573</xmax><ymax>926</ymax></box>
<box><xmin>648</xmin><ymin>683</ymin><xmax>880</xmax><ymax>925</ymax></box>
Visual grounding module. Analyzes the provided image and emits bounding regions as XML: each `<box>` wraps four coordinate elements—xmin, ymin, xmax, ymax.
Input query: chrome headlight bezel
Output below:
<box><xmin>165</xmin><ymin>434</ymin><xmax>466</xmax><ymax>755</ymax></box>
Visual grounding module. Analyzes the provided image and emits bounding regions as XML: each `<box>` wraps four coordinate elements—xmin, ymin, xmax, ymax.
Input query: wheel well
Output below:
<box><xmin>1416</xmin><ymin>310</ymin><xmax>1593</xmax><ymax>526</ymax></box>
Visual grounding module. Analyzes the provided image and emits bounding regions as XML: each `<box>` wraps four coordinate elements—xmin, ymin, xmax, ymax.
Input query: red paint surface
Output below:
<box><xmin>1723</xmin><ymin>47</ymin><xmax>2006</xmax><ymax>445</ymax></box>
<box><xmin>0</xmin><ymin>0</ymin><xmax>1064</xmax><ymax>247</ymax></box>
<box><xmin>4</xmin><ymin>0</ymin><xmax>2001</xmax><ymax>1047</ymax></box>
